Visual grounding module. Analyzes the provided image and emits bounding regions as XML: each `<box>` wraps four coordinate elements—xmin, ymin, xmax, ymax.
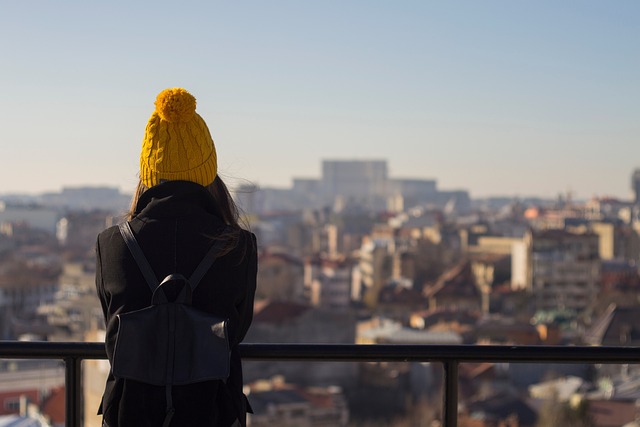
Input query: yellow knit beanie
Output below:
<box><xmin>139</xmin><ymin>88</ymin><xmax>217</xmax><ymax>188</ymax></box>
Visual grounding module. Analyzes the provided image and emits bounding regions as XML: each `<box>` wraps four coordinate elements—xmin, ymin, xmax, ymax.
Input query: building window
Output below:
<box><xmin>4</xmin><ymin>398</ymin><xmax>20</xmax><ymax>412</ymax></box>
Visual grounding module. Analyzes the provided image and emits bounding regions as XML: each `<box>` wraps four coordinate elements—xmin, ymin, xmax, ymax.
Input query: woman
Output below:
<box><xmin>95</xmin><ymin>88</ymin><xmax>257</xmax><ymax>426</ymax></box>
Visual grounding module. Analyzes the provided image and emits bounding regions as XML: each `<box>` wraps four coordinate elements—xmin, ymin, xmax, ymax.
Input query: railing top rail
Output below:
<box><xmin>1</xmin><ymin>341</ymin><xmax>640</xmax><ymax>364</ymax></box>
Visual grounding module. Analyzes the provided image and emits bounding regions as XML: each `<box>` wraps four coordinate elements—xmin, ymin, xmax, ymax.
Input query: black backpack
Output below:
<box><xmin>112</xmin><ymin>222</ymin><xmax>231</xmax><ymax>427</ymax></box>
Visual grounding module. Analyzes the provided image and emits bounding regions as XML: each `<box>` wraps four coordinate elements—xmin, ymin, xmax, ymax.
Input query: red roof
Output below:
<box><xmin>42</xmin><ymin>386</ymin><xmax>65</xmax><ymax>425</ymax></box>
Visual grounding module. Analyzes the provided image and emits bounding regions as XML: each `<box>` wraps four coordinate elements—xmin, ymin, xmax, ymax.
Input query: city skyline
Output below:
<box><xmin>2</xmin><ymin>156</ymin><xmax>639</xmax><ymax>205</ymax></box>
<box><xmin>1</xmin><ymin>1</ymin><xmax>638</xmax><ymax>199</ymax></box>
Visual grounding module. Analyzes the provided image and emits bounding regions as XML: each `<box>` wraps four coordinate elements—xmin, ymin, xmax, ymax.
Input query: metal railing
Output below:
<box><xmin>1</xmin><ymin>341</ymin><xmax>640</xmax><ymax>427</ymax></box>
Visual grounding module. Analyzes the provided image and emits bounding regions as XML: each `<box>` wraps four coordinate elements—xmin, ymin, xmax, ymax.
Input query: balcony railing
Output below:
<box><xmin>1</xmin><ymin>341</ymin><xmax>640</xmax><ymax>427</ymax></box>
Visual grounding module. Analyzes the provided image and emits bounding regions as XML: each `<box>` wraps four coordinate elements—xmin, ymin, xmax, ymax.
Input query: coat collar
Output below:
<box><xmin>134</xmin><ymin>180</ymin><xmax>221</xmax><ymax>219</ymax></box>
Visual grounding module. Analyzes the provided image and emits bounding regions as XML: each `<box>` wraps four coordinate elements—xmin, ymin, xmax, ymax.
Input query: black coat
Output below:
<box><xmin>95</xmin><ymin>181</ymin><xmax>257</xmax><ymax>427</ymax></box>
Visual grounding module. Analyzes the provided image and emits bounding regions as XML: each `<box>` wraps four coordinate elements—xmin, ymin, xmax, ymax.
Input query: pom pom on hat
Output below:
<box><xmin>140</xmin><ymin>88</ymin><xmax>217</xmax><ymax>188</ymax></box>
<box><xmin>154</xmin><ymin>88</ymin><xmax>197</xmax><ymax>123</ymax></box>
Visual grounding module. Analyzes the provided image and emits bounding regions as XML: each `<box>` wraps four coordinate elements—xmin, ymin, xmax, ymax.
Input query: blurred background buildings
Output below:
<box><xmin>3</xmin><ymin>161</ymin><xmax>640</xmax><ymax>426</ymax></box>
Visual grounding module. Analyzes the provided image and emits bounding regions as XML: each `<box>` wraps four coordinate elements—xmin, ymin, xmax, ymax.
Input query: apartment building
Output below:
<box><xmin>514</xmin><ymin>230</ymin><xmax>600</xmax><ymax>314</ymax></box>
<box><xmin>305</xmin><ymin>257</ymin><xmax>354</xmax><ymax>308</ymax></box>
<box><xmin>590</xmin><ymin>220</ymin><xmax>640</xmax><ymax>262</ymax></box>
<box><xmin>257</xmin><ymin>251</ymin><xmax>305</xmax><ymax>302</ymax></box>
<box><xmin>0</xmin><ymin>203</ymin><xmax>59</xmax><ymax>235</ymax></box>
<box><xmin>355</xmin><ymin>236</ymin><xmax>394</xmax><ymax>308</ymax></box>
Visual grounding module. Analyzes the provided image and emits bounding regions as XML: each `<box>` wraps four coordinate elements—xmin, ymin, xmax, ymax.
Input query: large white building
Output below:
<box><xmin>321</xmin><ymin>160</ymin><xmax>389</xmax><ymax>210</ymax></box>
<box><xmin>235</xmin><ymin>159</ymin><xmax>470</xmax><ymax>215</ymax></box>
<box><xmin>0</xmin><ymin>203</ymin><xmax>59</xmax><ymax>234</ymax></box>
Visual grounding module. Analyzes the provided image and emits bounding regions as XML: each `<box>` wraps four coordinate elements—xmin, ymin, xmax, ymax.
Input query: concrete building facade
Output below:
<box><xmin>522</xmin><ymin>230</ymin><xmax>600</xmax><ymax>314</ymax></box>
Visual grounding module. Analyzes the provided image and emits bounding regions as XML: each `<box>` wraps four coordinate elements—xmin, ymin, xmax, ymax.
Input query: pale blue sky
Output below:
<box><xmin>1</xmin><ymin>1</ymin><xmax>638</xmax><ymax>199</ymax></box>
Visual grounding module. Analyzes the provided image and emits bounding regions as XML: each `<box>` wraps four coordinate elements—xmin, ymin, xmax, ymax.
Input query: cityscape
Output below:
<box><xmin>2</xmin><ymin>159</ymin><xmax>640</xmax><ymax>426</ymax></box>
<box><xmin>2</xmin><ymin>0</ymin><xmax>638</xmax><ymax>425</ymax></box>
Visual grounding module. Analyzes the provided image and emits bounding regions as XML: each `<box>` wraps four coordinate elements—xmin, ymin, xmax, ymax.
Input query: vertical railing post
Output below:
<box><xmin>442</xmin><ymin>360</ymin><xmax>459</xmax><ymax>427</ymax></box>
<box><xmin>65</xmin><ymin>357</ymin><xmax>82</xmax><ymax>427</ymax></box>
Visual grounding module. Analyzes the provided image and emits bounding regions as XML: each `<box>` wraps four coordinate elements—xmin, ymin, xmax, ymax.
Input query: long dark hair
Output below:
<box><xmin>206</xmin><ymin>176</ymin><xmax>242</xmax><ymax>228</ymax></box>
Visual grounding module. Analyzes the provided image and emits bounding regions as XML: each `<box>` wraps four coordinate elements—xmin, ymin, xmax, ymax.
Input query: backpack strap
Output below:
<box><xmin>118</xmin><ymin>222</ymin><xmax>230</xmax><ymax>293</ymax></box>
<box><xmin>118</xmin><ymin>222</ymin><xmax>158</xmax><ymax>293</ymax></box>
<box><xmin>188</xmin><ymin>227</ymin><xmax>230</xmax><ymax>290</ymax></box>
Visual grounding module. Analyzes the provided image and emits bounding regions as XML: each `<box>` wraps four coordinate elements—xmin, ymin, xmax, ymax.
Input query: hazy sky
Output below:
<box><xmin>1</xmin><ymin>1</ymin><xmax>638</xmax><ymax>199</ymax></box>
